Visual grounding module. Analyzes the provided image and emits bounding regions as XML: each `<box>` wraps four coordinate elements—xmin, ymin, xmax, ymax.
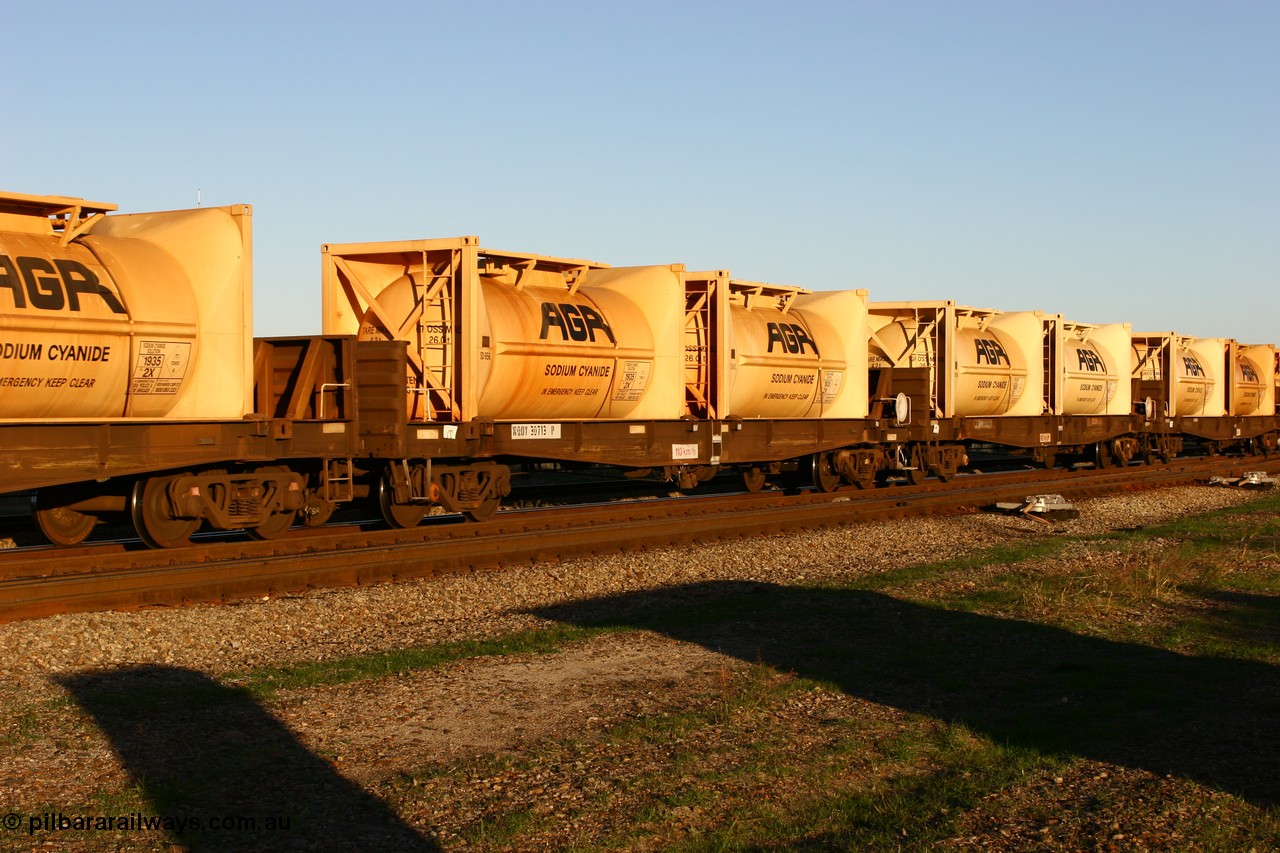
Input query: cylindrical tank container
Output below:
<box><xmin>1183</xmin><ymin>338</ymin><xmax>1226</xmax><ymax>417</ymax></box>
<box><xmin>790</xmin><ymin>289</ymin><xmax>869</xmax><ymax>419</ymax></box>
<box><xmin>322</xmin><ymin>238</ymin><xmax>684</xmax><ymax>421</ymax></box>
<box><xmin>1058</xmin><ymin>322</ymin><xmax>1131</xmax><ymax>416</ymax></box>
<box><xmin>0</xmin><ymin>191</ymin><xmax>252</xmax><ymax>420</ymax></box>
<box><xmin>1229</xmin><ymin>342</ymin><xmax>1273</xmax><ymax>417</ymax></box>
<box><xmin>473</xmin><ymin>264</ymin><xmax>684</xmax><ymax>420</ymax></box>
<box><xmin>950</xmin><ymin>318</ymin><xmax>1033</xmax><ymax>416</ymax></box>
<box><xmin>868</xmin><ymin>302</ymin><xmax>1044</xmax><ymax>418</ymax></box>
<box><xmin>718</xmin><ymin>283</ymin><xmax>868</xmax><ymax>419</ymax></box>
<box><xmin>1132</xmin><ymin>334</ymin><xmax>1222</xmax><ymax>417</ymax></box>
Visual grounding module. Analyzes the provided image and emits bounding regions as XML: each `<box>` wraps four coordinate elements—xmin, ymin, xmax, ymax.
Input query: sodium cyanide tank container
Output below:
<box><xmin>1057</xmin><ymin>322</ymin><xmax>1130</xmax><ymax>416</ymax></box>
<box><xmin>0</xmin><ymin>191</ymin><xmax>253</xmax><ymax>420</ymax></box>
<box><xmin>1061</xmin><ymin>338</ymin><xmax>1116</xmax><ymax>414</ymax></box>
<box><xmin>1229</xmin><ymin>343</ymin><xmax>1272</xmax><ymax>417</ymax></box>
<box><xmin>1132</xmin><ymin>334</ymin><xmax>1221</xmax><ymax>417</ymax></box>
<box><xmin>868</xmin><ymin>303</ymin><xmax>1042</xmax><ymax>418</ymax></box>
<box><xmin>949</xmin><ymin>325</ymin><xmax>1030</xmax><ymax>416</ymax></box>
<box><xmin>717</xmin><ymin>283</ymin><xmax>867</xmax><ymax>419</ymax></box>
<box><xmin>483</xmin><ymin>264</ymin><xmax>685</xmax><ymax>419</ymax></box>
<box><xmin>322</xmin><ymin>238</ymin><xmax>685</xmax><ymax>422</ymax></box>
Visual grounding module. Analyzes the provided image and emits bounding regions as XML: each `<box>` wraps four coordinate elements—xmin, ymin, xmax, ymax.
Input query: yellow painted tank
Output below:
<box><xmin>868</xmin><ymin>303</ymin><xmax>1042</xmax><ymax>418</ymax></box>
<box><xmin>720</xmin><ymin>283</ymin><xmax>867</xmax><ymax>419</ymax></box>
<box><xmin>1132</xmin><ymin>334</ymin><xmax>1221</xmax><ymax>417</ymax></box>
<box><xmin>475</xmin><ymin>264</ymin><xmax>683</xmax><ymax>419</ymax></box>
<box><xmin>0</xmin><ymin>191</ymin><xmax>253</xmax><ymax>420</ymax></box>
<box><xmin>949</xmin><ymin>325</ymin><xmax>1030</xmax><ymax>416</ymax></box>
<box><xmin>1061</xmin><ymin>338</ymin><xmax>1114</xmax><ymax>414</ymax></box>
<box><xmin>324</xmin><ymin>238</ymin><xmax>684</xmax><ymax>421</ymax></box>
<box><xmin>1059</xmin><ymin>322</ymin><xmax>1130</xmax><ymax>415</ymax></box>
<box><xmin>1230</xmin><ymin>343</ymin><xmax>1273</xmax><ymax>417</ymax></box>
<box><xmin>1176</xmin><ymin>339</ymin><xmax>1223</xmax><ymax>416</ymax></box>
<box><xmin>790</xmin><ymin>289</ymin><xmax>869</xmax><ymax>419</ymax></box>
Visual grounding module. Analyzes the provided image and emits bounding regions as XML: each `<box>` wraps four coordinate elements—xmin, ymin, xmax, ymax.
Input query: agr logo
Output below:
<box><xmin>0</xmin><ymin>254</ymin><xmax>126</xmax><ymax>314</ymax></box>
<box><xmin>766</xmin><ymin>322</ymin><xmax>818</xmax><ymax>355</ymax></box>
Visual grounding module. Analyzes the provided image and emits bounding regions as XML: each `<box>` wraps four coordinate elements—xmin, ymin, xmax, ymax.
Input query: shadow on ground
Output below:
<box><xmin>534</xmin><ymin>580</ymin><xmax>1279</xmax><ymax>807</ymax></box>
<box><xmin>58</xmin><ymin>666</ymin><xmax>438</xmax><ymax>852</ymax></box>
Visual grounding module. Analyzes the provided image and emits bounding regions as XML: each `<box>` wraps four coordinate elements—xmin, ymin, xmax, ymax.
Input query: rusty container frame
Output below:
<box><xmin>1131</xmin><ymin>332</ymin><xmax>1225</xmax><ymax>419</ymax></box>
<box><xmin>681</xmin><ymin>269</ymin><xmax>731</xmax><ymax>420</ymax></box>
<box><xmin>869</xmin><ymin>301</ymin><xmax>1044</xmax><ymax>420</ymax></box>
<box><xmin>321</xmin><ymin>236</ymin><xmax>614</xmax><ymax>424</ymax></box>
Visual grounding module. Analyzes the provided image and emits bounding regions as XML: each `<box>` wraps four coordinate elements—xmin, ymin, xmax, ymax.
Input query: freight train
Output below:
<box><xmin>1</xmin><ymin>190</ymin><xmax>1275</xmax><ymax>547</ymax></box>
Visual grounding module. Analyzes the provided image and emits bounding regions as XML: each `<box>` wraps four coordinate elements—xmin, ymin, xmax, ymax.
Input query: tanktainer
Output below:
<box><xmin>1226</xmin><ymin>341</ymin><xmax>1274</xmax><ymax>417</ymax></box>
<box><xmin>321</xmin><ymin>236</ymin><xmax>685</xmax><ymax>423</ymax></box>
<box><xmin>1131</xmin><ymin>333</ymin><xmax>1224</xmax><ymax>418</ymax></box>
<box><xmin>0</xmin><ymin>190</ymin><xmax>252</xmax><ymax>420</ymax></box>
<box><xmin>682</xmin><ymin>270</ymin><xmax>868</xmax><ymax>421</ymax></box>
<box><xmin>0</xmin><ymin>191</ymin><xmax>368</xmax><ymax>547</ymax></box>
<box><xmin>866</xmin><ymin>301</ymin><xmax>1044</xmax><ymax>419</ymax></box>
<box><xmin>1054</xmin><ymin>320</ymin><xmax>1131</xmax><ymax>416</ymax></box>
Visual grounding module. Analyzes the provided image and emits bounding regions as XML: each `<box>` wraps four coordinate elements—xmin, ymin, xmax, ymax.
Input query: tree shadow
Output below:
<box><xmin>58</xmin><ymin>666</ymin><xmax>438</xmax><ymax>852</ymax></box>
<box><xmin>533</xmin><ymin>581</ymin><xmax>1280</xmax><ymax>806</ymax></box>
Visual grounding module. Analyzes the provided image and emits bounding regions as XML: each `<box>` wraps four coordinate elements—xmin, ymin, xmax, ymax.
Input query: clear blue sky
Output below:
<box><xmin>5</xmin><ymin>1</ymin><xmax>1276</xmax><ymax>342</ymax></box>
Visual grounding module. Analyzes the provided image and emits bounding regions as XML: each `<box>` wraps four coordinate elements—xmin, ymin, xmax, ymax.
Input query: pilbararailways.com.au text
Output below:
<box><xmin>5</xmin><ymin>811</ymin><xmax>292</xmax><ymax>836</ymax></box>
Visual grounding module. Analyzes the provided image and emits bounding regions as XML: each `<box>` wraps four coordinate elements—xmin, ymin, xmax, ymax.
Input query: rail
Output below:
<box><xmin>1</xmin><ymin>454</ymin><xmax>1276</xmax><ymax>623</ymax></box>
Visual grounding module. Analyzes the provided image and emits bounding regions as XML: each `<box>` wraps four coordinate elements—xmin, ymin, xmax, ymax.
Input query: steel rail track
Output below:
<box><xmin>2</xmin><ymin>454</ymin><xmax>1276</xmax><ymax>623</ymax></box>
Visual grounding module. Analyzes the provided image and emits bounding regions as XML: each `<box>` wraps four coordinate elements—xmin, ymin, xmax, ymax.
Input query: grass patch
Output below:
<box><xmin>0</xmin><ymin>706</ymin><xmax>41</xmax><ymax>747</ymax></box>
<box><xmin>870</xmin><ymin>492</ymin><xmax>1280</xmax><ymax>661</ymax></box>
<box><xmin>462</xmin><ymin>807</ymin><xmax>540</xmax><ymax>847</ymax></box>
<box><xmin>51</xmin><ymin>623</ymin><xmax>621</xmax><ymax>716</ymax></box>
<box><xmin>231</xmin><ymin>622</ymin><xmax>617</xmax><ymax>698</ymax></box>
<box><xmin>846</xmin><ymin>537</ymin><xmax>1071</xmax><ymax>591</ymax></box>
<box><xmin>732</xmin><ymin>736</ymin><xmax>1049</xmax><ymax>851</ymax></box>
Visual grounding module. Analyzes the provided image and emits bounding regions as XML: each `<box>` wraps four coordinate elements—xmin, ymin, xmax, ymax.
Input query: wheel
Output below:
<box><xmin>244</xmin><ymin>467</ymin><xmax>298</xmax><ymax>539</ymax></box>
<box><xmin>463</xmin><ymin>496</ymin><xmax>501</xmax><ymax>523</ymax></box>
<box><xmin>742</xmin><ymin>467</ymin><xmax>767</xmax><ymax>493</ymax></box>
<box><xmin>902</xmin><ymin>447</ymin><xmax>926</xmax><ymax>485</ymax></box>
<box><xmin>33</xmin><ymin>489</ymin><xmax>97</xmax><ymax>546</ymax></box>
<box><xmin>378</xmin><ymin>471</ymin><xmax>425</xmax><ymax>529</ymax></box>
<box><xmin>131</xmin><ymin>476</ymin><xmax>200</xmax><ymax>549</ymax></box>
<box><xmin>1094</xmin><ymin>442</ymin><xmax>1112</xmax><ymax>469</ymax></box>
<box><xmin>810</xmin><ymin>453</ymin><xmax>840</xmax><ymax>493</ymax></box>
<box><xmin>246</xmin><ymin>508</ymin><xmax>296</xmax><ymax>540</ymax></box>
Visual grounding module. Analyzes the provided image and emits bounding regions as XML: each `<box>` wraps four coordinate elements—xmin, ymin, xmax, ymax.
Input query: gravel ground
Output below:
<box><xmin>0</xmin><ymin>484</ymin><xmax>1270</xmax><ymax>852</ymax></box>
<box><xmin>0</xmin><ymin>485</ymin><xmax>1257</xmax><ymax>691</ymax></box>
